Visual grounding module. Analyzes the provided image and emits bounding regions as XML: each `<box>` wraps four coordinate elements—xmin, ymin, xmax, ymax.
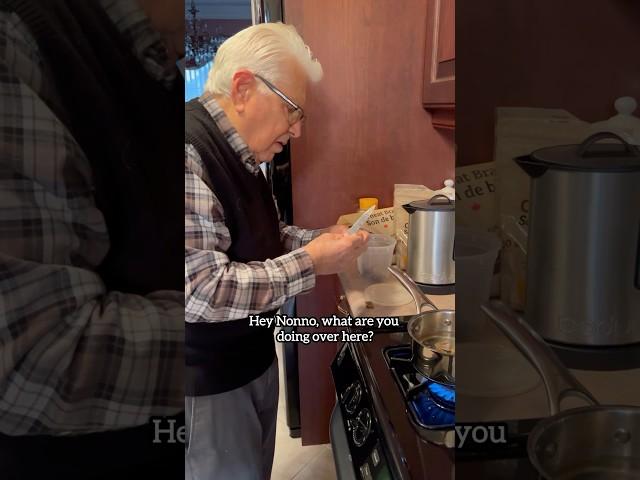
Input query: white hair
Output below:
<box><xmin>204</xmin><ymin>22</ymin><xmax>323</xmax><ymax>96</ymax></box>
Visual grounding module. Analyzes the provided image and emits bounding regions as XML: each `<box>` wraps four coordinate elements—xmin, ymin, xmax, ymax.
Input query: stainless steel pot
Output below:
<box><xmin>482</xmin><ymin>301</ymin><xmax>640</xmax><ymax>479</ymax></box>
<box><xmin>516</xmin><ymin>132</ymin><xmax>640</xmax><ymax>347</ymax></box>
<box><xmin>389</xmin><ymin>266</ymin><xmax>455</xmax><ymax>384</ymax></box>
<box><xmin>404</xmin><ymin>195</ymin><xmax>455</xmax><ymax>285</ymax></box>
<box><xmin>407</xmin><ymin>310</ymin><xmax>455</xmax><ymax>384</ymax></box>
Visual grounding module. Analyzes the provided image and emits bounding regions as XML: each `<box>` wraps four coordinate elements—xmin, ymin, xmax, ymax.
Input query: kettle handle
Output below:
<box><xmin>428</xmin><ymin>194</ymin><xmax>453</xmax><ymax>205</ymax></box>
<box><xmin>577</xmin><ymin>131</ymin><xmax>639</xmax><ymax>157</ymax></box>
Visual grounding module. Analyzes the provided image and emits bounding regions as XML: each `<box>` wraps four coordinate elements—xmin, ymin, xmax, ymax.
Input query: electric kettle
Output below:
<box><xmin>516</xmin><ymin>132</ymin><xmax>640</xmax><ymax>347</ymax></box>
<box><xmin>404</xmin><ymin>195</ymin><xmax>455</xmax><ymax>286</ymax></box>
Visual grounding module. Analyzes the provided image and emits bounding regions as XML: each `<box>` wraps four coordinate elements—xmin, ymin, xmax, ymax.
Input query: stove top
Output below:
<box><xmin>343</xmin><ymin>328</ymin><xmax>534</xmax><ymax>478</ymax></box>
<box><xmin>345</xmin><ymin>329</ymin><xmax>455</xmax><ymax>479</ymax></box>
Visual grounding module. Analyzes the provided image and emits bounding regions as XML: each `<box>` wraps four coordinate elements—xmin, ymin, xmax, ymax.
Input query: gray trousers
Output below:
<box><xmin>185</xmin><ymin>358</ymin><xmax>279</xmax><ymax>480</ymax></box>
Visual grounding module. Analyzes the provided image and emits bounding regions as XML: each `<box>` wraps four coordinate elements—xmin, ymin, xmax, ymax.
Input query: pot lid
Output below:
<box><xmin>407</xmin><ymin>194</ymin><xmax>455</xmax><ymax>212</ymax></box>
<box><xmin>526</xmin><ymin>131</ymin><xmax>640</xmax><ymax>173</ymax></box>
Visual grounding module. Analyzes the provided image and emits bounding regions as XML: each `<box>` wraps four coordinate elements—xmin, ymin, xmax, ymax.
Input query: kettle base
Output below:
<box><xmin>416</xmin><ymin>281</ymin><xmax>455</xmax><ymax>296</ymax></box>
<box><xmin>547</xmin><ymin>340</ymin><xmax>640</xmax><ymax>371</ymax></box>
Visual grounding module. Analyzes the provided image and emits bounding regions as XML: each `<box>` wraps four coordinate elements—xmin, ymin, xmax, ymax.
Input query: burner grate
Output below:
<box><xmin>384</xmin><ymin>345</ymin><xmax>455</xmax><ymax>431</ymax></box>
<box><xmin>412</xmin><ymin>391</ymin><xmax>455</xmax><ymax>427</ymax></box>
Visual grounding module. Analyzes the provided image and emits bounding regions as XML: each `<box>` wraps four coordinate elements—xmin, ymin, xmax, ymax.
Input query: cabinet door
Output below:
<box><xmin>423</xmin><ymin>0</ymin><xmax>455</xmax><ymax>128</ymax></box>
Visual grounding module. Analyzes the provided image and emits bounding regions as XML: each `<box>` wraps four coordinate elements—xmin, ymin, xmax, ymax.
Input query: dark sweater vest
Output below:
<box><xmin>185</xmin><ymin>99</ymin><xmax>284</xmax><ymax>396</ymax></box>
<box><xmin>1</xmin><ymin>0</ymin><xmax>184</xmax><ymax>294</ymax></box>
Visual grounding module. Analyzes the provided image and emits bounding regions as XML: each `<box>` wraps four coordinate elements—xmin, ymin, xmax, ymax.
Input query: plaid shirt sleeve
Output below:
<box><xmin>185</xmin><ymin>144</ymin><xmax>317</xmax><ymax>323</ymax></box>
<box><xmin>276</xmin><ymin>200</ymin><xmax>320</xmax><ymax>251</ymax></box>
<box><xmin>0</xmin><ymin>9</ymin><xmax>183</xmax><ymax>435</ymax></box>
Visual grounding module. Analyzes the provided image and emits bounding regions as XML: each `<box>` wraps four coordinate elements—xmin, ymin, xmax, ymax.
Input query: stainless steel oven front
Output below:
<box><xmin>330</xmin><ymin>343</ymin><xmax>395</xmax><ymax>480</ymax></box>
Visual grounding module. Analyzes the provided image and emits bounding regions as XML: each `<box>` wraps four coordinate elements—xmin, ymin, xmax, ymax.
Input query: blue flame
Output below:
<box><xmin>428</xmin><ymin>382</ymin><xmax>456</xmax><ymax>407</ymax></box>
<box><xmin>412</xmin><ymin>390</ymin><xmax>455</xmax><ymax>427</ymax></box>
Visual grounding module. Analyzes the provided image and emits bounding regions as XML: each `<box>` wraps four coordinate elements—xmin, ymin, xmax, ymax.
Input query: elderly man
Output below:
<box><xmin>185</xmin><ymin>22</ymin><xmax>368</xmax><ymax>479</ymax></box>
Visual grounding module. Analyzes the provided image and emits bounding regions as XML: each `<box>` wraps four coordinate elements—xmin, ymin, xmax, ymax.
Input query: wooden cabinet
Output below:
<box><xmin>423</xmin><ymin>0</ymin><xmax>455</xmax><ymax>129</ymax></box>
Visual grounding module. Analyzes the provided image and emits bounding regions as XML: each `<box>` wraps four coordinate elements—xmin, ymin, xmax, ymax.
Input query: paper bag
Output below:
<box><xmin>336</xmin><ymin>207</ymin><xmax>395</xmax><ymax>235</ymax></box>
<box><xmin>455</xmin><ymin>161</ymin><xmax>498</xmax><ymax>233</ymax></box>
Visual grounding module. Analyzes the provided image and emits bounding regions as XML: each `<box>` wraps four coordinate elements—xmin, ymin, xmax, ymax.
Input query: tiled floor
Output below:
<box><xmin>271</xmin><ymin>343</ymin><xmax>337</xmax><ymax>480</ymax></box>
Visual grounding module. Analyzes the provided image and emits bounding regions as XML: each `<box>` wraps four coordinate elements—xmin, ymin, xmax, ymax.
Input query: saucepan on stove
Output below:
<box><xmin>389</xmin><ymin>266</ymin><xmax>455</xmax><ymax>385</ymax></box>
<box><xmin>482</xmin><ymin>301</ymin><xmax>640</xmax><ymax>479</ymax></box>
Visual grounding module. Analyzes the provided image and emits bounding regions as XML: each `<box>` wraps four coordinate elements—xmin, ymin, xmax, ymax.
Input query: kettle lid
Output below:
<box><xmin>408</xmin><ymin>194</ymin><xmax>455</xmax><ymax>212</ymax></box>
<box><xmin>528</xmin><ymin>131</ymin><xmax>640</xmax><ymax>173</ymax></box>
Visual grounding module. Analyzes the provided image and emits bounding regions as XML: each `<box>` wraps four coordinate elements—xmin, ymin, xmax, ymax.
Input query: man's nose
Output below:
<box><xmin>288</xmin><ymin>121</ymin><xmax>302</xmax><ymax>138</ymax></box>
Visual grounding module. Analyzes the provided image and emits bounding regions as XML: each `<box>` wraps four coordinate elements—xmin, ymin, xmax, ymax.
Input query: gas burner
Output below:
<box><xmin>413</xmin><ymin>389</ymin><xmax>455</xmax><ymax>427</ymax></box>
<box><xmin>402</xmin><ymin>372</ymin><xmax>428</xmax><ymax>390</ymax></box>
<box><xmin>384</xmin><ymin>346</ymin><xmax>455</xmax><ymax>437</ymax></box>
<box><xmin>428</xmin><ymin>382</ymin><xmax>456</xmax><ymax>410</ymax></box>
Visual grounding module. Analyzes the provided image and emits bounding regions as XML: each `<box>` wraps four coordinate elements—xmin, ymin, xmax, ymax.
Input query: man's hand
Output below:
<box><xmin>303</xmin><ymin>231</ymin><xmax>369</xmax><ymax>275</ymax></box>
<box><xmin>323</xmin><ymin>224</ymin><xmax>350</xmax><ymax>235</ymax></box>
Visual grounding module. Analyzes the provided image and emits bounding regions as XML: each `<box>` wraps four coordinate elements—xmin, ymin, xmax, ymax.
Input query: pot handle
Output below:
<box><xmin>481</xmin><ymin>301</ymin><xmax>599</xmax><ymax>415</ymax></box>
<box><xmin>388</xmin><ymin>266</ymin><xmax>438</xmax><ymax>314</ymax></box>
<box><xmin>577</xmin><ymin>131</ymin><xmax>639</xmax><ymax>157</ymax></box>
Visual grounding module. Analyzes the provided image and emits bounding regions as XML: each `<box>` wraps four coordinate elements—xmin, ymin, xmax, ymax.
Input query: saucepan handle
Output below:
<box><xmin>388</xmin><ymin>266</ymin><xmax>438</xmax><ymax>313</ymax></box>
<box><xmin>481</xmin><ymin>301</ymin><xmax>599</xmax><ymax>415</ymax></box>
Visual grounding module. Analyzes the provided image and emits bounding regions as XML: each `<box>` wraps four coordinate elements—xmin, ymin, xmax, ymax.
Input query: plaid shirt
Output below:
<box><xmin>0</xmin><ymin>1</ymin><xmax>183</xmax><ymax>435</ymax></box>
<box><xmin>185</xmin><ymin>93</ymin><xmax>318</xmax><ymax>323</ymax></box>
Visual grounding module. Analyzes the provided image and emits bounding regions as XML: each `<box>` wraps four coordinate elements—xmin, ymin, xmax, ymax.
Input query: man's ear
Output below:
<box><xmin>230</xmin><ymin>70</ymin><xmax>255</xmax><ymax>113</ymax></box>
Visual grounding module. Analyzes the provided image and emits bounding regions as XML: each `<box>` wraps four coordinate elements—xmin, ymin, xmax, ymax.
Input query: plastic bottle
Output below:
<box><xmin>358</xmin><ymin>197</ymin><xmax>379</xmax><ymax>212</ymax></box>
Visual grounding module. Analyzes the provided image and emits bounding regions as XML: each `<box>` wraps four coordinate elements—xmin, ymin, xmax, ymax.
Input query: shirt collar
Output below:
<box><xmin>198</xmin><ymin>92</ymin><xmax>260</xmax><ymax>175</ymax></box>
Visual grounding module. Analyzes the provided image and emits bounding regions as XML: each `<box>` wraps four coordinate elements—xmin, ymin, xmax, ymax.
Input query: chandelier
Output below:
<box><xmin>185</xmin><ymin>1</ymin><xmax>228</xmax><ymax>69</ymax></box>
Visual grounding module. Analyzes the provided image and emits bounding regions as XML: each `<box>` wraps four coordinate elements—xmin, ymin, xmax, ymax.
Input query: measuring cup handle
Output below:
<box><xmin>481</xmin><ymin>301</ymin><xmax>598</xmax><ymax>415</ymax></box>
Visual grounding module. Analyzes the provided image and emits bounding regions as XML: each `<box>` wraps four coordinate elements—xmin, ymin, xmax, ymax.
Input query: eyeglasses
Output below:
<box><xmin>254</xmin><ymin>73</ymin><xmax>305</xmax><ymax>125</ymax></box>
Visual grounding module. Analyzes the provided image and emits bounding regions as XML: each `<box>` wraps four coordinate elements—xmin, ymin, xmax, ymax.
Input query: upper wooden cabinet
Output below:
<box><xmin>423</xmin><ymin>0</ymin><xmax>455</xmax><ymax>129</ymax></box>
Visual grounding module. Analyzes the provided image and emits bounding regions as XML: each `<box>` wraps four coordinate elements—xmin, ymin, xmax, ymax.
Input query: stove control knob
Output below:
<box><xmin>342</xmin><ymin>381</ymin><xmax>362</xmax><ymax>415</ymax></box>
<box><xmin>352</xmin><ymin>408</ymin><xmax>372</xmax><ymax>447</ymax></box>
<box><xmin>359</xmin><ymin>462</ymin><xmax>373</xmax><ymax>480</ymax></box>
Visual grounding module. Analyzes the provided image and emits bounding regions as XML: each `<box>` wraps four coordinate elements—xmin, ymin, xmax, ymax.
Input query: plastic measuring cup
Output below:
<box><xmin>455</xmin><ymin>227</ymin><xmax>502</xmax><ymax>340</ymax></box>
<box><xmin>357</xmin><ymin>234</ymin><xmax>397</xmax><ymax>281</ymax></box>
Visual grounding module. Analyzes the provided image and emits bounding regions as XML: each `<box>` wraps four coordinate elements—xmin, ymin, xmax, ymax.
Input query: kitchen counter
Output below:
<box><xmin>457</xmin><ymin>308</ymin><xmax>640</xmax><ymax>423</ymax></box>
<box><xmin>335</xmin><ymin>264</ymin><xmax>640</xmax><ymax>478</ymax></box>
<box><xmin>337</xmin><ymin>263</ymin><xmax>454</xmax><ymax>318</ymax></box>
<box><xmin>339</xmin><ymin>263</ymin><xmax>639</xmax><ymax>419</ymax></box>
